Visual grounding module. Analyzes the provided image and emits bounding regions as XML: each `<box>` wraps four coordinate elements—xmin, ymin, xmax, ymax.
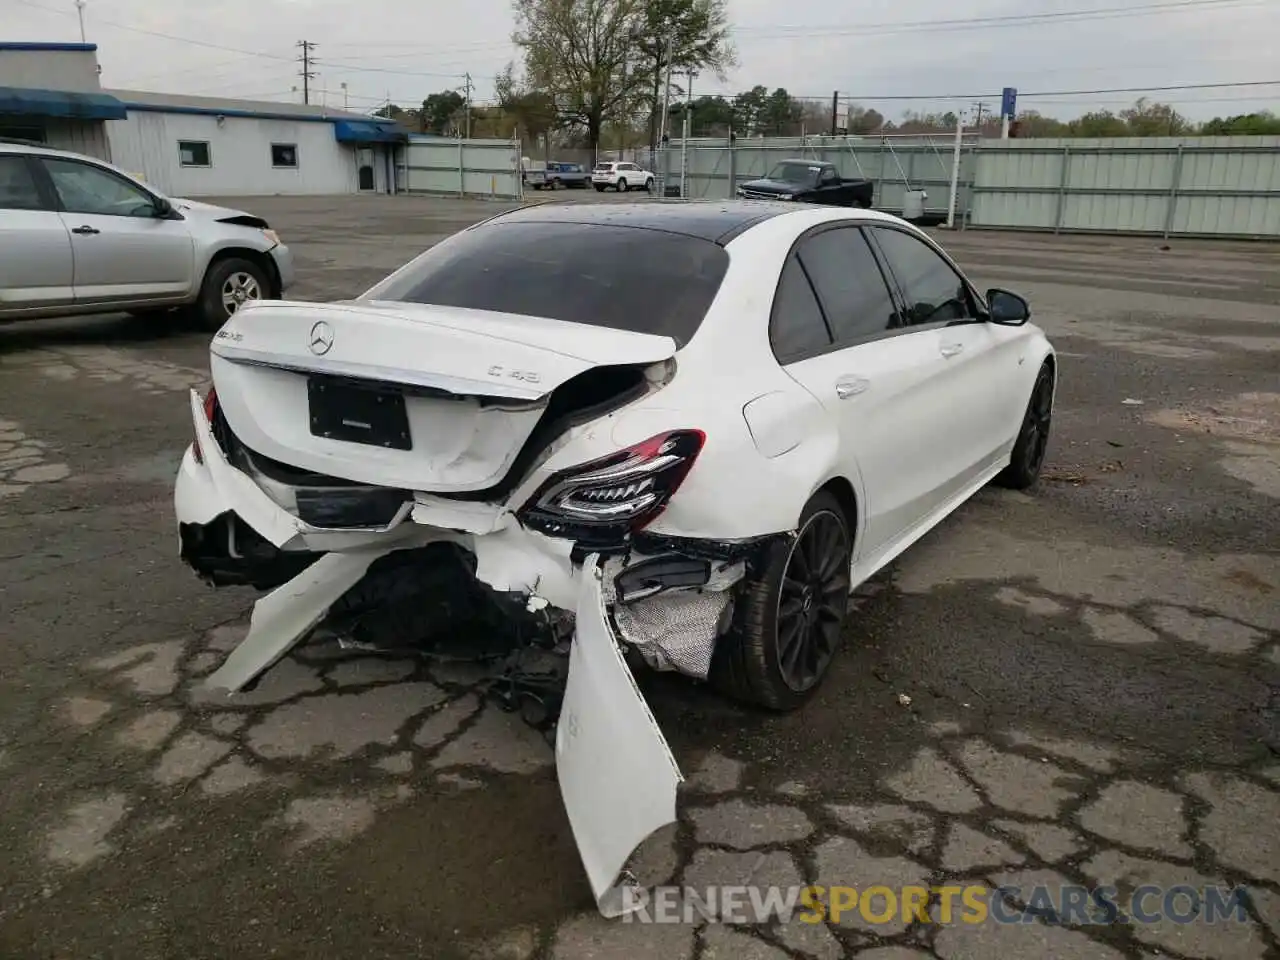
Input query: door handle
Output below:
<box><xmin>940</xmin><ymin>342</ymin><xmax>965</xmax><ymax>358</ymax></box>
<box><xmin>835</xmin><ymin>376</ymin><xmax>869</xmax><ymax>399</ymax></box>
<box><xmin>71</xmin><ymin>225</ymin><xmax>100</xmax><ymax>235</ymax></box>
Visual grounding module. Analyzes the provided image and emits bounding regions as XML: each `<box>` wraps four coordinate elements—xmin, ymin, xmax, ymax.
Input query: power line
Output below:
<box><xmin>688</xmin><ymin>79</ymin><xmax>1280</xmax><ymax>104</ymax></box>
<box><xmin>730</xmin><ymin>0</ymin><xmax>1263</xmax><ymax>39</ymax></box>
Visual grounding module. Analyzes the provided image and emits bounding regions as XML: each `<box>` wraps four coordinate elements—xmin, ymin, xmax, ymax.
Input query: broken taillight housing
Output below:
<box><xmin>192</xmin><ymin>387</ymin><xmax>219</xmax><ymax>464</ymax></box>
<box><xmin>517</xmin><ymin>430</ymin><xmax>705</xmax><ymax>542</ymax></box>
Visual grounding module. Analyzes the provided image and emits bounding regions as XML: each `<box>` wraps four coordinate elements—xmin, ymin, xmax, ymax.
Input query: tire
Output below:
<box><xmin>594</xmin><ymin>185</ymin><xmax>605</xmax><ymax>192</ymax></box>
<box><xmin>710</xmin><ymin>490</ymin><xmax>853</xmax><ymax>711</ymax></box>
<box><xmin>195</xmin><ymin>257</ymin><xmax>270</xmax><ymax>331</ymax></box>
<box><xmin>993</xmin><ymin>361</ymin><xmax>1054</xmax><ymax>490</ymax></box>
<box><xmin>645</xmin><ymin>177</ymin><xmax>655</xmax><ymax>193</ymax></box>
<box><xmin>617</xmin><ymin>178</ymin><xmax>628</xmax><ymax>193</ymax></box>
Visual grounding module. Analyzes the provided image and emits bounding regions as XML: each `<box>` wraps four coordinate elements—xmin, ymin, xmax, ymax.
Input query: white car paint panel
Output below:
<box><xmin>782</xmin><ymin>329</ymin><xmax>944</xmax><ymax>561</ymax></box>
<box><xmin>0</xmin><ymin>209</ymin><xmax>75</xmax><ymax>310</ymax></box>
<box><xmin>556</xmin><ymin>555</ymin><xmax>682</xmax><ymax>916</ymax></box>
<box><xmin>209</xmin><ymin>300</ymin><xmax>679</xmax><ymax>492</ymax></box>
<box><xmin>742</xmin><ymin>390</ymin><xmax>822</xmax><ymax>458</ymax></box>
<box><xmin>203</xmin><ymin>549</ymin><xmax>387</xmax><ymax>694</ymax></box>
<box><xmin>928</xmin><ymin>320</ymin><xmax>1031</xmax><ymax>496</ymax></box>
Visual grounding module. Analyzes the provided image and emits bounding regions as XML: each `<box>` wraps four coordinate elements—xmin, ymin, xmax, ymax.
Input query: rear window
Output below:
<box><xmin>594</xmin><ymin>163</ymin><xmax>612</xmax><ymax>171</ymax></box>
<box><xmin>363</xmin><ymin>221</ymin><xmax>729</xmax><ymax>345</ymax></box>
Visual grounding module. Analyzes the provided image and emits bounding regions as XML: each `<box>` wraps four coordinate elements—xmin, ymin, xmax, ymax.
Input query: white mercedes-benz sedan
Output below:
<box><xmin>174</xmin><ymin>199</ymin><xmax>1055</xmax><ymax>913</ymax></box>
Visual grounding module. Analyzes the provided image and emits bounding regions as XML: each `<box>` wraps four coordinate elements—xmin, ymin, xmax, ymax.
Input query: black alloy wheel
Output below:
<box><xmin>994</xmin><ymin>362</ymin><xmax>1054</xmax><ymax>489</ymax></box>
<box><xmin>710</xmin><ymin>490</ymin><xmax>854</xmax><ymax>711</ymax></box>
<box><xmin>775</xmin><ymin>508</ymin><xmax>851</xmax><ymax>692</ymax></box>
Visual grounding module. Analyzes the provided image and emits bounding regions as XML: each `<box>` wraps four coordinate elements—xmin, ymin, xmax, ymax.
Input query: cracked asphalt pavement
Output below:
<box><xmin>0</xmin><ymin>193</ymin><xmax>1277</xmax><ymax>960</ymax></box>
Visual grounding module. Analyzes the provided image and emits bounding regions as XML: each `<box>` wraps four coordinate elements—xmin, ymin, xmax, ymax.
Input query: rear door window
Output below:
<box><xmin>769</xmin><ymin>254</ymin><xmax>832</xmax><ymax>363</ymax></box>
<box><xmin>795</xmin><ymin>226</ymin><xmax>900</xmax><ymax>343</ymax></box>
<box><xmin>0</xmin><ymin>155</ymin><xmax>47</xmax><ymax>210</ymax></box>
<box><xmin>364</xmin><ymin>221</ymin><xmax>729</xmax><ymax>346</ymax></box>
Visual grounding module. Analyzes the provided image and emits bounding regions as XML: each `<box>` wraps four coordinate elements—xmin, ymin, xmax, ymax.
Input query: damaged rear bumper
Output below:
<box><xmin>175</xmin><ymin>387</ymin><xmax>772</xmax><ymax>914</ymax></box>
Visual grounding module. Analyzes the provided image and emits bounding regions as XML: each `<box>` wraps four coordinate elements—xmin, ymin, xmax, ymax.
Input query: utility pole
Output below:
<box><xmin>462</xmin><ymin>72</ymin><xmax>473</xmax><ymax>140</ymax></box>
<box><xmin>972</xmin><ymin>101</ymin><xmax>992</xmax><ymax>137</ymax></box>
<box><xmin>74</xmin><ymin>0</ymin><xmax>86</xmax><ymax>42</ymax></box>
<box><xmin>680</xmin><ymin>69</ymin><xmax>693</xmax><ymax>197</ymax></box>
<box><xmin>659</xmin><ymin>33</ymin><xmax>674</xmax><ymax>145</ymax></box>
<box><xmin>341</xmin><ymin>82</ymin><xmax>348</xmax><ymax>111</ymax></box>
<box><xmin>296</xmin><ymin>40</ymin><xmax>316</xmax><ymax>105</ymax></box>
<box><xmin>830</xmin><ymin>91</ymin><xmax>839</xmax><ymax>137</ymax></box>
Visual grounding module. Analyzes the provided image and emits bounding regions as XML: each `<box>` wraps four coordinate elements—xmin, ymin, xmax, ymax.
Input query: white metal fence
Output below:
<box><xmin>660</xmin><ymin>134</ymin><xmax>1280</xmax><ymax>239</ymax></box>
<box><xmin>656</xmin><ymin>134</ymin><xmax>978</xmax><ymax>221</ymax></box>
<box><xmin>398</xmin><ymin>135</ymin><xmax>523</xmax><ymax>199</ymax></box>
<box><xmin>969</xmin><ymin>136</ymin><xmax>1280</xmax><ymax>238</ymax></box>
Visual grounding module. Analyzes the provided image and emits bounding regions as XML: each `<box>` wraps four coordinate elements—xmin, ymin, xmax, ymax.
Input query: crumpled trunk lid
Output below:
<box><xmin>209</xmin><ymin>300</ymin><xmax>677</xmax><ymax>493</ymax></box>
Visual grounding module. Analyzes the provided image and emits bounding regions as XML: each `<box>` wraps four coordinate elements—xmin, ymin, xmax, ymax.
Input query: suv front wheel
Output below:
<box><xmin>196</xmin><ymin>257</ymin><xmax>269</xmax><ymax>331</ymax></box>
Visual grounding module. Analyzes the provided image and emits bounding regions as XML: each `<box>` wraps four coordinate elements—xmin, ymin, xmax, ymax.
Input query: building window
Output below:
<box><xmin>0</xmin><ymin>122</ymin><xmax>45</xmax><ymax>143</ymax></box>
<box><xmin>178</xmin><ymin>141</ymin><xmax>211</xmax><ymax>167</ymax></box>
<box><xmin>271</xmin><ymin>143</ymin><xmax>298</xmax><ymax>168</ymax></box>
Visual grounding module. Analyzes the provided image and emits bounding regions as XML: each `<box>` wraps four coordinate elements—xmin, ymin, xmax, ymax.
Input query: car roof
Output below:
<box><xmin>0</xmin><ymin>139</ymin><xmax>100</xmax><ymax>163</ymax></box>
<box><xmin>0</xmin><ymin>139</ymin><xmax>72</xmax><ymax>157</ymax></box>
<box><xmin>494</xmin><ymin>199</ymin><xmax>808</xmax><ymax>244</ymax></box>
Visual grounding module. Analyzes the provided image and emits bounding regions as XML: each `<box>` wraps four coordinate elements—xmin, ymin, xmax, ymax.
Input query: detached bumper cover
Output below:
<box><xmin>557</xmin><ymin>555</ymin><xmax>683</xmax><ymax>916</ymax></box>
<box><xmin>177</xmin><ymin>389</ymin><xmax>689</xmax><ymax>917</ymax></box>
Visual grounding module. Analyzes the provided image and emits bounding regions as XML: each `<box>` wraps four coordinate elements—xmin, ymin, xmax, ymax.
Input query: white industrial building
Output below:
<box><xmin>0</xmin><ymin>41</ymin><xmax>407</xmax><ymax>196</ymax></box>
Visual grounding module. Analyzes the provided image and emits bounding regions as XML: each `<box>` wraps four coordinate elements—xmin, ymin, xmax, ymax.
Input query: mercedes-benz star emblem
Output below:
<box><xmin>308</xmin><ymin>320</ymin><xmax>334</xmax><ymax>356</ymax></box>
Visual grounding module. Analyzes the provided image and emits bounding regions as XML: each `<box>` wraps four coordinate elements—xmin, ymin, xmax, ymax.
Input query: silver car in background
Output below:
<box><xmin>0</xmin><ymin>139</ymin><xmax>293</xmax><ymax>330</ymax></box>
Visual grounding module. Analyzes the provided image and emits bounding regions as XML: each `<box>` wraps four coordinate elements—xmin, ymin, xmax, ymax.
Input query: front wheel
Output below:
<box><xmin>645</xmin><ymin>177</ymin><xmax>655</xmax><ymax>193</ymax></box>
<box><xmin>993</xmin><ymin>362</ymin><xmax>1054</xmax><ymax>489</ymax></box>
<box><xmin>196</xmin><ymin>257</ymin><xmax>269</xmax><ymax>331</ymax></box>
<box><xmin>616</xmin><ymin>178</ymin><xmax>628</xmax><ymax>192</ymax></box>
<box><xmin>711</xmin><ymin>491</ymin><xmax>853</xmax><ymax>711</ymax></box>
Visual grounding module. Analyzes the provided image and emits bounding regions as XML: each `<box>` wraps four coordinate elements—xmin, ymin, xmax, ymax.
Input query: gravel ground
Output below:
<box><xmin>0</xmin><ymin>192</ymin><xmax>1277</xmax><ymax>960</ymax></box>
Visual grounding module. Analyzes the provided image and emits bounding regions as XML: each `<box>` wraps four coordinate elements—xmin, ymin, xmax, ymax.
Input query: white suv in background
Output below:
<box><xmin>0</xmin><ymin>139</ymin><xmax>293</xmax><ymax>330</ymax></box>
<box><xmin>591</xmin><ymin>161</ymin><xmax>654</xmax><ymax>193</ymax></box>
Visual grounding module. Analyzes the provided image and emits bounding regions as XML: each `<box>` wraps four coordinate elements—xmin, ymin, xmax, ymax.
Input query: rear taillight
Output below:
<box><xmin>517</xmin><ymin>430</ymin><xmax>705</xmax><ymax>542</ymax></box>
<box><xmin>193</xmin><ymin>387</ymin><xmax>219</xmax><ymax>464</ymax></box>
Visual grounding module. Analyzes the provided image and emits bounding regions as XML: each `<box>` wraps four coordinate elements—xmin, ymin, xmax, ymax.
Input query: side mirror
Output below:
<box><xmin>152</xmin><ymin>196</ymin><xmax>174</xmax><ymax>218</ymax></box>
<box><xmin>987</xmin><ymin>288</ymin><xmax>1030</xmax><ymax>325</ymax></box>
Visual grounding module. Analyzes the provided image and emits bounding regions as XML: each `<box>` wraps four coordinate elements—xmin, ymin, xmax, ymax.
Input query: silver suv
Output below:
<box><xmin>0</xmin><ymin>139</ymin><xmax>293</xmax><ymax>330</ymax></box>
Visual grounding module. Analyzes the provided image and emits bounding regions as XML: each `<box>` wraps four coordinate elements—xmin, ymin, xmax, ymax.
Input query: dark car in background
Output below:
<box><xmin>737</xmin><ymin>159</ymin><xmax>874</xmax><ymax>208</ymax></box>
<box><xmin>546</xmin><ymin>162</ymin><xmax>590</xmax><ymax>189</ymax></box>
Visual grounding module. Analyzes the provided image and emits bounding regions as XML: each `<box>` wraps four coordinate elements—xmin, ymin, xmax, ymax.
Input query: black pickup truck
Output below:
<box><xmin>736</xmin><ymin>159</ymin><xmax>874</xmax><ymax>208</ymax></box>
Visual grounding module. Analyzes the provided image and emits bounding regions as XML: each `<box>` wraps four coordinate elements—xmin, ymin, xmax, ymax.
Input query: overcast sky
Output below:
<box><xmin>7</xmin><ymin>0</ymin><xmax>1277</xmax><ymax>121</ymax></box>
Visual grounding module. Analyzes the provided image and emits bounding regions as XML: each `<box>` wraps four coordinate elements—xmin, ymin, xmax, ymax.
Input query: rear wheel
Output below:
<box><xmin>994</xmin><ymin>362</ymin><xmax>1054</xmax><ymax>489</ymax></box>
<box><xmin>196</xmin><ymin>257</ymin><xmax>269</xmax><ymax>331</ymax></box>
<box><xmin>617</xmin><ymin>178</ymin><xmax>628</xmax><ymax>192</ymax></box>
<box><xmin>711</xmin><ymin>491</ymin><xmax>853</xmax><ymax>711</ymax></box>
<box><xmin>594</xmin><ymin>184</ymin><xmax>605</xmax><ymax>192</ymax></box>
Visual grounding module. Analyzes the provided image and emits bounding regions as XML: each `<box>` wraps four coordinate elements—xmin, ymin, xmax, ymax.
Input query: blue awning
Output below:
<box><xmin>0</xmin><ymin>86</ymin><xmax>127</xmax><ymax>120</ymax></box>
<box><xmin>333</xmin><ymin>119</ymin><xmax>408</xmax><ymax>144</ymax></box>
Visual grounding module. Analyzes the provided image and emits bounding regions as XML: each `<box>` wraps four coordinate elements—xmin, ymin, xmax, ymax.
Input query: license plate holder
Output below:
<box><xmin>308</xmin><ymin>377</ymin><xmax>412</xmax><ymax>450</ymax></box>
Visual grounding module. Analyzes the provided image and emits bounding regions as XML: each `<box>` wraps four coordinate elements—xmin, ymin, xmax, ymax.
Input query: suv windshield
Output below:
<box><xmin>362</xmin><ymin>221</ymin><xmax>729</xmax><ymax>345</ymax></box>
<box><xmin>767</xmin><ymin>161</ymin><xmax>822</xmax><ymax>186</ymax></box>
